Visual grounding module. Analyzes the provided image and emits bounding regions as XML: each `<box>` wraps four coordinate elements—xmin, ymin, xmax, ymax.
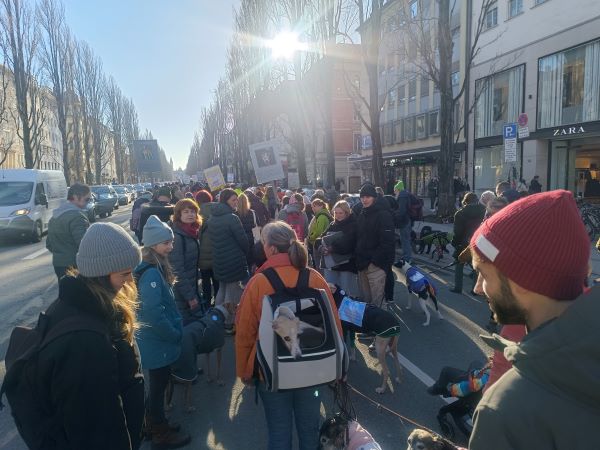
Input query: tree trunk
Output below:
<box><xmin>437</xmin><ymin>0</ymin><xmax>456</xmax><ymax>217</ymax></box>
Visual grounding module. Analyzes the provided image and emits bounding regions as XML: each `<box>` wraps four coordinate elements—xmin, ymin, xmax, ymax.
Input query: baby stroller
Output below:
<box><xmin>427</xmin><ymin>361</ymin><xmax>489</xmax><ymax>440</ymax></box>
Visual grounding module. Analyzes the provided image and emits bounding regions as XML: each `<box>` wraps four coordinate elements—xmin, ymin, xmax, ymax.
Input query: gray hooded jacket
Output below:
<box><xmin>470</xmin><ymin>285</ymin><xmax>600</xmax><ymax>450</ymax></box>
<box><xmin>46</xmin><ymin>202</ymin><xmax>89</xmax><ymax>268</ymax></box>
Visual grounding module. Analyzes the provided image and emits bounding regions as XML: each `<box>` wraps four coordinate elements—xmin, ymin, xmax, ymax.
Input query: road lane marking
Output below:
<box><xmin>396</xmin><ymin>351</ymin><xmax>453</xmax><ymax>404</ymax></box>
<box><xmin>22</xmin><ymin>247</ymin><xmax>49</xmax><ymax>260</ymax></box>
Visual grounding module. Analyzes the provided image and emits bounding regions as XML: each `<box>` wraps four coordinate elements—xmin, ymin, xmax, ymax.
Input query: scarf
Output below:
<box><xmin>178</xmin><ymin>221</ymin><xmax>200</xmax><ymax>239</ymax></box>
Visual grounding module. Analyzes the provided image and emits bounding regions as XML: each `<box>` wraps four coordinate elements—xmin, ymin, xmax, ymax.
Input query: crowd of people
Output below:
<box><xmin>3</xmin><ymin>175</ymin><xmax>598</xmax><ymax>450</ymax></box>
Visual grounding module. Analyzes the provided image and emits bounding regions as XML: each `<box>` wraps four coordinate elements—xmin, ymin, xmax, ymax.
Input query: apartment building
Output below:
<box><xmin>469</xmin><ymin>0</ymin><xmax>600</xmax><ymax>196</ymax></box>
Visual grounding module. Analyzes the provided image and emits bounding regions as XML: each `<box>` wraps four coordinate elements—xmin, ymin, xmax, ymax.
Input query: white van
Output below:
<box><xmin>0</xmin><ymin>169</ymin><xmax>67</xmax><ymax>242</ymax></box>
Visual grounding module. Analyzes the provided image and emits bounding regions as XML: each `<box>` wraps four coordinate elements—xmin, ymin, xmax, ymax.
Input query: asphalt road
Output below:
<box><xmin>0</xmin><ymin>214</ymin><xmax>493</xmax><ymax>450</ymax></box>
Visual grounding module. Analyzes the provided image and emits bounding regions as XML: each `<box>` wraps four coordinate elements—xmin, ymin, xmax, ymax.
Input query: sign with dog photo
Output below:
<box><xmin>249</xmin><ymin>139</ymin><xmax>285</xmax><ymax>184</ymax></box>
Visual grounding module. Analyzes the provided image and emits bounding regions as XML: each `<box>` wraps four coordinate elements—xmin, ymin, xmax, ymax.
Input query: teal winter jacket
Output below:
<box><xmin>135</xmin><ymin>262</ymin><xmax>183</xmax><ymax>370</ymax></box>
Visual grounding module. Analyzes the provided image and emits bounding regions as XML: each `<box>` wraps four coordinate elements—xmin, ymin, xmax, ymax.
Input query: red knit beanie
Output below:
<box><xmin>470</xmin><ymin>190</ymin><xmax>590</xmax><ymax>300</ymax></box>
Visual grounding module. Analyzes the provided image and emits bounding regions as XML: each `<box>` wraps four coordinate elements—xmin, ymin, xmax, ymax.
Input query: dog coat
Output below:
<box><xmin>347</xmin><ymin>421</ymin><xmax>382</xmax><ymax>450</ymax></box>
<box><xmin>405</xmin><ymin>266</ymin><xmax>436</xmax><ymax>297</ymax></box>
<box><xmin>337</xmin><ymin>295</ymin><xmax>401</xmax><ymax>337</ymax></box>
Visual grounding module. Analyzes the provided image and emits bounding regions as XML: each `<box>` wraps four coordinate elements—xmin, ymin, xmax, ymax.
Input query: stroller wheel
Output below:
<box><xmin>437</xmin><ymin>414</ymin><xmax>455</xmax><ymax>440</ymax></box>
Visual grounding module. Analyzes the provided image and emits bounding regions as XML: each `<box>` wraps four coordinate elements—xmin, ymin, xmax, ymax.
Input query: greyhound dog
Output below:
<box><xmin>406</xmin><ymin>429</ymin><xmax>460</xmax><ymax>450</ymax></box>
<box><xmin>272</xmin><ymin>305</ymin><xmax>324</xmax><ymax>359</ymax></box>
<box><xmin>394</xmin><ymin>260</ymin><xmax>442</xmax><ymax>326</ymax></box>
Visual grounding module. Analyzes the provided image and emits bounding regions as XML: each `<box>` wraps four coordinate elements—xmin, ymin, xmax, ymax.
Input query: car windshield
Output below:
<box><xmin>114</xmin><ymin>187</ymin><xmax>126</xmax><ymax>193</ymax></box>
<box><xmin>92</xmin><ymin>186</ymin><xmax>110</xmax><ymax>194</ymax></box>
<box><xmin>0</xmin><ymin>182</ymin><xmax>34</xmax><ymax>207</ymax></box>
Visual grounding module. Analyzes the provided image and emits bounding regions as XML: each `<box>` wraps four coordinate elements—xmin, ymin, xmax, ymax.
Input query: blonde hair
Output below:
<box><xmin>261</xmin><ymin>221</ymin><xmax>308</xmax><ymax>270</ymax></box>
<box><xmin>332</xmin><ymin>200</ymin><xmax>351</xmax><ymax>218</ymax></box>
<box><xmin>142</xmin><ymin>246</ymin><xmax>176</xmax><ymax>286</ymax></box>
<box><xmin>238</xmin><ymin>192</ymin><xmax>250</xmax><ymax>216</ymax></box>
<box><xmin>67</xmin><ymin>268</ymin><xmax>139</xmax><ymax>344</ymax></box>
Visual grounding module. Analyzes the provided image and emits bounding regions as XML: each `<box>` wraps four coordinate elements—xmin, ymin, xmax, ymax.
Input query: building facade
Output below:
<box><xmin>469</xmin><ymin>0</ymin><xmax>600</xmax><ymax>197</ymax></box>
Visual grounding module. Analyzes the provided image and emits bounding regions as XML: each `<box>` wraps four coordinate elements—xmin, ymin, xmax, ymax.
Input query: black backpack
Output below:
<box><xmin>0</xmin><ymin>311</ymin><xmax>108</xmax><ymax>449</ymax></box>
<box><xmin>256</xmin><ymin>268</ymin><xmax>348</xmax><ymax>392</ymax></box>
<box><xmin>408</xmin><ymin>192</ymin><xmax>424</xmax><ymax>221</ymax></box>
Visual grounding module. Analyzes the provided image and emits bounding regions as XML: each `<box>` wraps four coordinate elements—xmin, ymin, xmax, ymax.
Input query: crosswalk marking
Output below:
<box><xmin>22</xmin><ymin>247</ymin><xmax>49</xmax><ymax>260</ymax></box>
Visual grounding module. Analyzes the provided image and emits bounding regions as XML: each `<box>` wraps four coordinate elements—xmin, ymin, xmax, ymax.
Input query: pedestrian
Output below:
<box><xmin>495</xmin><ymin>181</ymin><xmax>519</xmax><ymax>204</ymax></box>
<box><xmin>245</xmin><ymin>189</ymin><xmax>270</xmax><ymax>227</ymax></box>
<box><xmin>131</xmin><ymin>191</ymin><xmax>153</xmax><ymax>244</ymax></box>
<box><xmin>46</xmin><ymin>183</ymin><xmax>90</xmax><ymax>281</ymax></box>
<box><xmin>196</xmin><ymin>190</ymin><xmax>219</xmax><ymax>308</ymax></box>
<box><xmin>322</xmin><ymin>200</ymin><xmax>360</xmax><ymax>297</ymax></box>
<box><xmin>169</xmin><ymin>199</ymin><xmax>202</xmax><ymax>320</ymax></box>
<box><xmin>468</xmin><ymin>190</ymin><xmax>598</xmax><ymax>450</ymax></box>
<box><xmin>307</xmin><ymin>198</ymin><xmax>332</xmax><ymax>268</ymax></box>
<box><xmin>208</xmin><ymin>188</ymin><xmax>249</xmax><ymax>334</ymax></box>
<box><xmin>278</xmin><ymin>193</ymin><xmax>309</xmax><ymax>242</ymax></box>
<box><xmin>135</xmin><ymin>216</ymin><xmax>191</xmax><ymax>449</ymax></box>
<box><xmin>479</xmin><ymin>190</ymin><xmax>495</xmax><ymax>209</ymax></box>
<box><xmin>235</xmin><ymin>221</ymin><xmax>343</xmax><ymax>450</ymax></box>
<box><xmin>138</xmin><ymin>187</ymin><xmax>175</xmax><ymax>244</ymax></box>
<box><xmin>528</xmin><ymin>175</ymin><xmax>542</xmax><ymax>194</ymax></box>
<box><xmin>326</xmin><ymin>185</ymin><xmax>340</xmax><ymax>209</ymax></box>
<box><xmin>450</xmin><ymin>192</ymin><xmax>485</xmax><ymax>294</ymax></box>
<box><xmin>8</xmin><ymin>222</ymin><xmax>145</xmax><ymax>449</ymax></box>
<box><xmin>516</xmin><ymin>178</ymin><xmax>528</xmax><ymax>193</ymax></box>
<box><xmin>355</xmin><ymin>183</ymin><xmax>395</xmax><ymax>306</ymax></box>
<box><xmin>427</xmin><ymin>177</ymin><xmax>438</xmax><ymax>210</ymax></box>
<box><xmin>265</xmin><ymin>186</ymin><xmax>279</xmax><ymax>219</ymax></box>
<box><xmin>485</xmin><ymin>196</ymin><xmax>508</xmax><ymax>219</ymax></box>
<box><xmin>394</xmin><ymin>180</ymin><xmax>412</xmax><ymax>263</ymax></box>
<box><xmin>236</xmin><ymin>192</ymin><xmax>257</xmax><ymax>269</ymax></box>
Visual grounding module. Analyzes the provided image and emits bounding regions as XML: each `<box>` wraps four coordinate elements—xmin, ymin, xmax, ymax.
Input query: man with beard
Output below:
<box><xmin>467</xmin><ymin>190</ymin><xmax>599</xmax><ymax>450</ymax></box>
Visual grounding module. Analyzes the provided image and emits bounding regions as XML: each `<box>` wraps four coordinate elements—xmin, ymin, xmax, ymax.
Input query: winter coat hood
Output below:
<box><xmin>199</xmin><ymin>201</ymin><xmax>216</xmax><ymax>220</ymax></box>
<box><xmin>52</xmin><ymin>201</ymin><xmax>83</xmax><ymax>219</ymax></box>
<box><xmin>211</xmin><ymin>202</ymin><xmax>235</xmax><ymax>217</ymax></box>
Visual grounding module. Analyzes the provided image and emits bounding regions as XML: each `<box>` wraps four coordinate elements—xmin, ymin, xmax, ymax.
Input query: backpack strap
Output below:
<box><xmin>297</xmin><ymin>268</ymin><xmax>311</xmax><ymax>289</ymax></box>
<box><xmin>40</xmin><ymin>315</ymin><xmax>109</xmax><ymax>350</ymax></box>
<box><xmin>261</xmin><ymin>268</ymin><xmax>286</xmax><ymax>293</ymax></box>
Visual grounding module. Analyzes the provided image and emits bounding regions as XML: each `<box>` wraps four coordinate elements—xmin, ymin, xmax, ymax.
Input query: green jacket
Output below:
<box><xmin>308</xmin><ymin>209</ymin><xmax>332</xmax><ymax>245</ymax></box>
<box><xmin>46</xmin><ymin>202</ymin><xmax>89</xmax><ymax>268</ymax></box>
<box><xmin>207</xmin><ymin>202</ymin><xmax>248</xmax><ymax>282</ymax></box>
<box><xmin>469</xmin><ymin>286</ymin><xmax>600</xmax><ymax>450</ymax></box>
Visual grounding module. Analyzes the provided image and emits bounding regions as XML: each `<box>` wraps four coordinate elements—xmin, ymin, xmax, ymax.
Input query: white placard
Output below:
<box><xmin>518</xmin><ymin>126</ymin><xmax>529</xmax><ymax>139</ymax></box>
<box><xmin>203</xmin><ymin>165</ymin><xmax>226</xmax><ymax>191</ymax></box>
<box><xmin>249</xmin><ymin>139</ymin><xmax>285</xmax><ymax>184</ymax></box>
<box><xmin>504</xmin><ymin>138</ymin><xmax>517</xmax><ymax>163</ymax></box>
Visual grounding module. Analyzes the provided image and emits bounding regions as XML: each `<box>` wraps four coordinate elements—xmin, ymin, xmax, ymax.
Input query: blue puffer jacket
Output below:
<box><xmin>135</xmin><ymin>261</ymin><xmax>183</xmax><ymax>370</ymax></box>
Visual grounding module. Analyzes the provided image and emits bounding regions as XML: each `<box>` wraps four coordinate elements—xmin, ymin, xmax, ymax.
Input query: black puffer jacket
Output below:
<box><xmin>355</xmin><ymin>197</ymin><xmax>395</xmax><ymax>271</ymax></box>
<box><xmin>324</xmin><ymin>214</ymin><xmax>358</xmax><ymax>273</ymax></box>
<box><xmin>246</xmin><ymin>191</ymin><xmax>270</xmax><ymax>227</ymax></box>
<box><xmin>169</xmin><ymin>222</ymin><xmax>200</xmax><ymax>318</ymax></box>
<box><xmin>208</xmin><ymin>202</ymin><xmax>249</xmax><ymax>282</ymax></box>
<box><xmin>452</xmin><ymin>202</ymin><xmax>486</xmax><ymax>255</ymax></box>
<box><xmin>30</xmin><ymin>275</ymin><xmax>145</xmax><ymax>450</ymax></box>
<box><xmin>237</xmin><ymin>210</ymin><xmax>256</xmax><ymax>250</ymax></box>
<box><xmin>139</xmin><ymin>200</ymin><xmax>174</xmax><ymax>244</ymax></box>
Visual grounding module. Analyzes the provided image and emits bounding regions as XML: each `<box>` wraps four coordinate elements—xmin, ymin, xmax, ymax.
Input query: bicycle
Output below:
<box><xmin>577</xmin><ymin>199</ymin><xmax>600</xmax><ymax>241</ymax></box>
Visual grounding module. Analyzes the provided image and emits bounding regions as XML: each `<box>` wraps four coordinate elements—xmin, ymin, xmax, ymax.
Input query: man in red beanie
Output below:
<box><xmin>468</xmin><ymin>190</ymin><xmax>599</xmax><ymax>450</ymax></box>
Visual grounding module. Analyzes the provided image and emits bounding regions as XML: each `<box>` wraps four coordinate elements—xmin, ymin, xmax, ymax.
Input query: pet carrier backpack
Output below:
<box><xmin>256</xmin><ymin>268</ymin><xmax>347</xmax><ymax>392</ymax></box>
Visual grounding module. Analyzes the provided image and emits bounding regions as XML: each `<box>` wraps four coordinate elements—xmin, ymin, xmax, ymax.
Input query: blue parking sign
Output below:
<box><xmin>503</xmin><ymin>123</ymin><xmax>517</xmax><ymax>139</ymax></box>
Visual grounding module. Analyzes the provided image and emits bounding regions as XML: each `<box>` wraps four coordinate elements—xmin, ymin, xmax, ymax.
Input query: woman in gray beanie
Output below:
<box><xmin>134</xmin><ymin>215</ymin><xmax>191</xmax><ymax>448</ymax></box>
<box><xmin>7</xmin><ymin>222</ymin><xmax>145</xmax><ymax>449</ymax></box>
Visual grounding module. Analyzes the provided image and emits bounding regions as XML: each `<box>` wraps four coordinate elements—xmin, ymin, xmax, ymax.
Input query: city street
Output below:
<box><xmin>0</xmin><ymin>212</ymin><xmax>493</xmax><ymax>450</ymax></box>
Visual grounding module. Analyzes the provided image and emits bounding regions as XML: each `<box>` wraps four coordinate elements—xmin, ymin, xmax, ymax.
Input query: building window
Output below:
<box><xmin>535</xmin><ymin>0</ymin><xmax>548</xmax><ymax>4</ymax></box>
<box><xmin>538</xmin><ymin>39</ymin><xmax>600</xmax><ymax>128</ymax></box>
<box><xmin>410</xmin><ymin>0</ymin><xmax>418</xmax><ymax>18</ymax></box>
<box><xmin>404</xmin><ymin>116</ymin><xmax>416</xmax><ymax>141</ymax></box>
<box><xmin>388</xmin><ymin>89</ymin><xmax>397</xmax><ymax>109</ymax></box>
<box><xmin>395</xmin><ymin>121</ymin><xmax>403</xmax><ymax>143</ymax></box>
<box><xmin>429</xmin><ymin>110</ymin><xmax>440</xmax><ymax>135</ymax></box>
<box><xmin>420</xmin><ymin>76</ymin><xmax>429</xmax><ymax>98</ymax></box>
<box><xmin>474</xmin><ymin>144</ymin><xmax>521</xmax><ymax>192</ymax></box>
<box><xmin>485</xmin><ymin>2</ymin><xmax>498</xmax><ymax>29</ymax></box>
<box><xmin>353</xmin><ymin>103</ymin><xmax>361</xmax><ymax>122</ymax></box>
<box><xmin>416</xmin><ymin>114</ymin><xmax>427</xmax><ymax>139</ymax></box>
<box><xmin>508</xmin><ymin>0</ymin><xmax>523</xmax><ymax>18</ymax></box>
<box><xmin>408</xmin><ymin>78</ymin><xmax>417</xmax><ymax>101</ymax></box>
<box><xmin>475</xmin><ymin>64</ymin><xmax>524</xmax><ymax>138</ymax></box>
<box><xmin>353</xmin><ymin>133</ymin><xmax>362</xmax><ymax>152</ymax></box>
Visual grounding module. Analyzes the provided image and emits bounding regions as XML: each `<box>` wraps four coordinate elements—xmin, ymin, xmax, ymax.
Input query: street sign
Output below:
<box><xmin>518</xmin><ymin>113</ymin><xmax>528</xmax><ymax>127</ymax></box>
<box><xmin>518</xmin><ymin>126</ymin><xmax>530</xmax><ymax>139</ymax></box>
<box><xmin>503</xmin><ymin>123</ymin><xmax>517</xmax><ymax>139</ymax></box>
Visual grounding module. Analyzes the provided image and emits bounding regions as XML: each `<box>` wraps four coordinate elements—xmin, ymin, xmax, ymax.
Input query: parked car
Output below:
<box><xmin>113</xmin><ymin>185</ymin><xmax>131</xmax><ymax>205</ymax></box>
<box><xmin>125</xmin><ymin>184</ymin><xmax>137</xmax><ymax>199</ymax></box>
<box><xmin>0</xmin><ymin>169</ymin><xmax>67</xmax><ymax>242</ymax></box>
<box><xmin>83</xmin><ymin>193</ymin><xmax>98</xmax><ymax>223</ymax></box>
<box><xmin>90</xmin><ymin>185</ymin><xmax>118</xmax><ymax>217</ymax></box>
<box><xmin>134</xmin><ymin>184</ymin><xmax>146</xmax><ymax>196</ymax></box>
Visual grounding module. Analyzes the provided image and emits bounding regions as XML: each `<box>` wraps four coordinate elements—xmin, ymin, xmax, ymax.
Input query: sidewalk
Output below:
<box><xmin>415</xmin><ymin>219</ymin><xmax>600</xmax><ymax>278</ymax></box>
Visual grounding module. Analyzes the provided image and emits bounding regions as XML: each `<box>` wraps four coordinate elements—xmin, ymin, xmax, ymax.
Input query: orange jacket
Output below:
<box><xmin>235</xmin><ymin>253</ymin><xmax>343</xmax><ymax>381</ymax></box>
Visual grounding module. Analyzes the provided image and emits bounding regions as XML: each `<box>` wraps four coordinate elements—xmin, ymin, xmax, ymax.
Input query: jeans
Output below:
<box><xmin>324</xmin><ymin>270</ymin><xmax>361</xmax><ymax>298</ymax></box>
<box><xmin>200</xmin><ymin>269</ymin><xmax>219</xmax><ymax>305</ymax></box>
<box><xmin>148</xmin><ymin>365</ymin><xmax>171</xmax><ymax>425</ymax></box>
<box><xmin>258</xmin><ymin>384</ymin><xmax>321</xmax><ymax>450</ymax></box>
<box><xmin>399</xmin><ymin>222</ymin><xmax>413</xmax><ymax>262</ymax></box>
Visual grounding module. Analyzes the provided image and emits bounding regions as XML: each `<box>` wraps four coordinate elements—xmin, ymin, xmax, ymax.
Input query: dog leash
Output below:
<box><xmin>346</xmin><ymin>382</ymin><xmax>462</xmax><ymax>448</ymax></box>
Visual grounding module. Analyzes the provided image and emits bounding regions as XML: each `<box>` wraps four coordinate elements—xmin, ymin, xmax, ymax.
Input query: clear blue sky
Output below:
<box><xmin>62</xmin><ymin>0</ymin><xmax>240</xmax><ymax>170</ymax></box>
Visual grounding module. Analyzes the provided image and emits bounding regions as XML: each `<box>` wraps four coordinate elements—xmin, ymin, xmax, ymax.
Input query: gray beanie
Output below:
<box><xmin>77</xmin><ymin>222</ymin><xmax>141</xmax><ymax>278</ymax></box>
<box><xmin>143</xmin><ymin>215</ymin><xmax>174</xmax><ymax>247</ymax></box>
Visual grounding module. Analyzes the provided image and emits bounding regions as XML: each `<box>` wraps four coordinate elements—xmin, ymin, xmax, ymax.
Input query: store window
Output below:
<box><xmin>394</xmin><ymin>121</ymin><xmax>403</xmax><ymax>143</ymax></box>
<box><xmin>475</xmin><ymin>64</ymin><xmax>524</xmax><ymax>138</ymax></box>
<box><xmin>404</xmin><ymin>116</ymin><xmax>416</xmax><ymax>141</ymax></box>
<box><xmin>416</xmin><ymin>114</ymin><xmax>427</xmax><ymax>139</ymax></box>
<box><xmin>429</xmin><ymin>110</ymin><xmax>440</xmax><ymax>135</ymax></box>
<box><xmin>538</xmin><ymin>39</ymin><xmax>600</xmax><ymax>128</ymax></box>
<box><xmin>474</xmin><ymin>144</ymin><xmax>521</xmax><ymax>193</ymax></box>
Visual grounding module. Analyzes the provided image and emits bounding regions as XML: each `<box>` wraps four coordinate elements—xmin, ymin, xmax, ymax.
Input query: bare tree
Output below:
<box><xmin>122</xmin><ymin>97</ymin><xmax>139</xmax><ymax>182</ymax></box>
<box><xmin>105</xmin><ymin>76</ymin><xmax>125</xmax><ymax>183</ymax></box>
<box><xmin>37</xmin><ymin>0</ymin><xmax>73</xmax><ymax>182</ymax></box>
<box><xmin>0</xmin><ymin>0</ymin><xmax>47</xmax><ymax>169</ymax></box>
<box><xmin>0</xmin><ymin>63</ymin><xmax>14</xmax><ymax>166</ymax></box>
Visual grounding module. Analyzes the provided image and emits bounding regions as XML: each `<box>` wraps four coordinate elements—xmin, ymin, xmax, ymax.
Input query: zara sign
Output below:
<box><xmin>553</xmin><ymin>126</ymin><xmax>586</xmax><ymax>137</ymax></box>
